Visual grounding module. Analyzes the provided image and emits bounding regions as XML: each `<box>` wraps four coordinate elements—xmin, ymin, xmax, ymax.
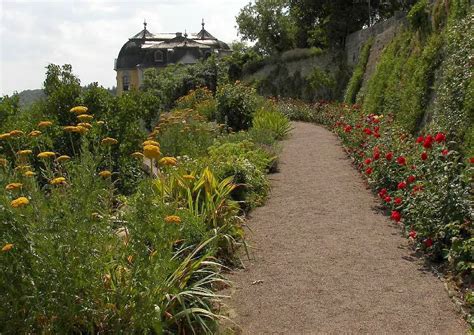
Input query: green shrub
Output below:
<box><xmin>344</xmin><ymin>38</ymin><xmax>373</xmax><ymax>103</ymax></box>
<box><xmin>408</xmin><ymin>0</ymin><xmax>431</xmax><ymax>32</ymax></box>
<box><xmin>216</xmin><ymin>82</ymin><xmax>258</xmax><ymax>131</ymax></box>
<box><xmin>252</xmin><ymin>107</ymin><xmax>292</xmax><ymax>140</ymax></box>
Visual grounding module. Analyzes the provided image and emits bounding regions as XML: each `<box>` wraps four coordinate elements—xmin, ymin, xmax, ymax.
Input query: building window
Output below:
<box><xmin>123</xmin><ymin>74</ymin><xmax>130</xmax><ymax>91</ymax></box>
<box><xmin>154</xmin><ymin>50</ymin><xmax>164</xmax><ymax>62</ymax></box>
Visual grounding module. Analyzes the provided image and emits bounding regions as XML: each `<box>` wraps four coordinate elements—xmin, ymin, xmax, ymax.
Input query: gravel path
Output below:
<box><xmin>223</xmin><ymin>122</ymin><xmax>468</xmax><ymax>334</ymax></box>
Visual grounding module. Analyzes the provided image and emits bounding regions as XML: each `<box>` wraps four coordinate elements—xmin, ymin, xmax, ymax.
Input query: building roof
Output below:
<box><xmin>115</xmin><ymin>20</ymin><xmax>230</xmax><ymax>70</ymax></box>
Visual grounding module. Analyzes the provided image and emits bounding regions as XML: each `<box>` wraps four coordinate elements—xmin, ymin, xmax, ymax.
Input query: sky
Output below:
<box><xmin>0</xmin><ymin>0</ymin><xmax>250</xmax><ymax>96</ymax></box>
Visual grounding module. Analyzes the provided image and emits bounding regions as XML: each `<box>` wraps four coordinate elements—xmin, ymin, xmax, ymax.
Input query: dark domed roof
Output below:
<box><xmin>116</xmin><ymin>40</ymin><xmax>142</xmax><ymax>69</ymax></box>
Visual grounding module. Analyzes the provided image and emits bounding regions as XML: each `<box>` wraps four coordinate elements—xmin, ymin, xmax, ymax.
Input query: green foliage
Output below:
<box><xmin>142</xmin><ymin>58</ymin><xmax>218</xmax><ymax>110</ymax></box>
<box><xmin>216</xmin><ymin>83</ymin><xmax>258</xmax><ymax>131</ymax></box>
<box><xmin>252</xmin><ymin>106</ymin><xmax>292</xmax><ymax>140</ymax></box>
<box><xmin>0</xmin><ymin>94</ymin><xmax>20</xmax><ymax>128</ymax></box>
<box><xmin>344</xmin><ymin>38</ymin><xmax>373</xmax><ymax>104</ymax></box>
<box><xmin>431</xmin><ymin>9</ymin><xmax>474</xmax><ymax>156</ymax></box>
<box><xmin>156</xmin><ymin>109</ymin><xmax>221</xmax><ymax>158</ymax></box>
<box><xmin>408</xmin><ymin>0</ymin><xmax>431</xmax><ymax>32</ymax></box>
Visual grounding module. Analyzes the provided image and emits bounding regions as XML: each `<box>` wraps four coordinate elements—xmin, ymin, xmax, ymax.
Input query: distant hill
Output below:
<box><xmin>16</xmin><ymin>89</ymin><xmax>45</xmax><ymax>108</ymax></box>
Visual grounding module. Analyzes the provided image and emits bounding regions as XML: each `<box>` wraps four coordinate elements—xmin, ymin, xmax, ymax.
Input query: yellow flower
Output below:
<box><xmin>142</xmin><ymin>140</ymin><xmax>160</xmax><ymax>147</ymax></box>
<box><xmin>50</xmin><ymin>177</ymin><xmax>66</xmax><ymax>185</ymax></box>
<box><xmin>0</xmin><ymin>133</ymin><xmax>11</xmax><ymax>140</ymax></box>
<box><xmin>63</xmin><ymin>126</ymin><xmax>80</xmax><ymax>133</ymax></box>
<box><xmin>96</xmin><ymin>121</ymin><xmax>105</xmax><ymax>125</ymax></box>
<box><xmin>77</xmin><ymin>122</ymin><xmax>92</xmax><ymax>129</ymax></box>
<box><xmin>182</xmin><ymin>174</ymin><xmax>195</xmax><ymax>180</ymax></box>
<box><xmin>70</xmin><ymin>106</ymin><xmax>88</xmax><ymax>114</ymax></box>
<box><xmin>164</xmin><ymin>215</ymin><xmax>181</xmax><ymax>224</ymax></box>
<box><xmin>17</xmin><ymin>150</ymin><xmax>33</xmax><ymax>156</ymax></box>
<box><xmin>56</xmin><ymin>155</ymin><xmax>71</xmax><ymax>163</ymax></box>
<box><xmin>9</xmin><ymin>130</ymin><xmax>24</xmax><ymax>137</ymax></box>
<box><xmin>29</xmin><ymin>130</ymin><xmax>42</xmax><ymax>137</ymax></box>
<box><xmin>37</xmin><ymin>151</ymin><xmax>56</xmax><ymax>159</ymax></box>
<box><xmin>11</xmin><ymin>196</ymin><xmax>29</xmax><ymax>208</ymax></box>
<box><xmin>143</xmin><ymin>145</ymin><xmax>161</xmax><ymax>159</ymax></box>
<box><xmin>23</xmin><ymin>171</ymin><xmax>36</xmax><ymax>177</ymax></box>
<box><xmin>15</xmin><ymin>165</ymin><xmax>31</xmax><ymax>171</ymax></box>
<box><xmin>2</xmin><ymin>243</ymin><xmax>14</xmax><ymax>252</ymax></box>
<box><xmin>5</xmin><ymin>183</ymin><xmax>23</xmax><ymax>191</ymax></box>
<box><xmin>77</xmin><ymin>114</ymin><xmax>93</xmax><ymax>122</ymax></box>
<box><xmin>159</xmin><ymin>157</ymin><xmax>177</xmax><ymax>166</ymax></box>
<box><xmin>0</xmin><ymin>158</ymin><xmax>7</xmax><ymax>166</ymax></box>
<box><xmin>101</xmin><ymin>137</ymin><xmax>118</xmax><ymax>146</ymax></box>
<box><xmin>98</xmin><ymin>170</ymin><xmax>112</xmax><ymax>178</ymax></box>
<box><xmin>131</xmin><ymin>152</ymin><xmax>144</xmax><ymax>159</ymax></box>
<box><xmin>76</xmin><ymin>126</ymin><xmax>89</xmax><ymax>134</ymax></box>
<box><xmin>38</xmin><ymin>121</ymin><xmax>53</xmax><ymax>128</ymax></box>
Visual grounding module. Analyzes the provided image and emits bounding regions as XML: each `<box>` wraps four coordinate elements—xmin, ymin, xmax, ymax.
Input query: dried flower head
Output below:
<box><xmin>70</xmin><ymin>106</ymin><xmax>88</xmax><ymax>114</ymax></box>
<box><xmin>5</xmin><ymin>183</ymin><xmax>23</xmax><ymax>191</ymax></box>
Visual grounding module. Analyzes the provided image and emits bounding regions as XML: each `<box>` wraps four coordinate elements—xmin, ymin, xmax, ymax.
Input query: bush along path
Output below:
<box><xmin>223</xmin><ymin>121</ymin><xmax>469</xmax><ymax>333</ymax></box>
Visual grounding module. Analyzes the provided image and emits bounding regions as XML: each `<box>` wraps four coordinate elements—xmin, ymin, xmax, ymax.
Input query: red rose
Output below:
<box><xmin>373</xmin><ymin>152</ymin><xmax>380</xmax><ymax>160</ymax></box>
<box><xmin>421</xmin><ymin>152</ymin><xmax>428</xmax><ymax>160</ymax></box>
<box><xmin>470</xmin><ymin>157</ymin><xmax>474</xmax><ymax>164</ymax></box>
<box><xmin>364</xmin><ymin>158</ymin><xmax>372</xmax><ymax>165</ymax></box>
<box><xmin>384</xmin><ymin>196</ymin><xmax>391</xmax><ymax>203</ymax></box>
<box><xmin>397</xmin><ymin>181</ymin><xmax>407</xmax><ymax>189</ymax></box>
<box><xmin>391</xmin><ymin>210</ymin><xmax>401</xmax><ymax>222</ymax></box>
<box><xmin>394</xmin><ymin>197</ymin><xmax>402</xmax><ymax>205</ymax></box>
<box><xmin>413</xmin><ymin>185</ymin><xmax>423</xmax><ymax>192</ymax></box>
<box><xmin>378</xmin><ymin>188</ymin><xmax>388</xmax><ymax>198</ymax></box>
<box><xmin>416</xmin><ymin>136</ymin><xmax>424</xmax><ymax>143</ymax></box>
<box><xmin>363</xmin><ymin>128</ymin><xmax>372</xmax><ymax>135</ymax></box>
<box><xmin>374</xmin><ymin>132</ymin><xmax>381</xmax><ymax>138</ymax></box>
<box><xmin>386</xmin><ymin>152</ymin><xmax>393</xmax><ymax>161</ymax></box>
<box><xmin>424</xmin><ymin>238</ymin><xmax>433</xmax><ymax>248</ymax></box>
<box><xmin>423</xmin><ymin>135</ymin><xmax>433</xmax><ymax>149</ymax></box>
<box><xmin>441</xmin><ymin>149</ymin><xmax>448</xmax><ymax>156</ymax></box>
<box><xmin>374</xmin><ymin>126</ymin><xmax>380</xmax><ymax>133</ymax></box>
<box><xmin>408</xmin><ymin>230</ymin><xmax>417</xmax><ymax>239</ymax></box>
<box><xmin>435</xmin><ymin>132</ymin><xmax>446</xmax><ymax>143</ymax></box>
<box><xmin>365</xmin><ymin>167</ymin><xmax>373</xmax><ymax>175</ymax></box>
<box><xmin>397</xmin><ymin>156</ymin><xmax>406</xmax><ymax>165</ymax></box>
<box><xmin>344</xmin><ymin>125</ymin><xmax>352</xmax><ymax>133</ymax></box>
<box><xmin>407</xmin><ymin>175</ymin><xmax>416</xmax><ymax>183</ymax></box>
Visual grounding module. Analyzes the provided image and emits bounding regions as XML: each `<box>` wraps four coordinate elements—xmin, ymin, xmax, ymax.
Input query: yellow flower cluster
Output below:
<box><xmin>70</xmin><ymin>106</ymin><xmax>88</xmax><ymax>114</ymax></box>
<box><xmin>56</xmin><ymin>155</ymin><xmax>71</xmax><ymax>163</ymax></box>
<box><xmin>77</xmin><ymin>114</ymin><xmax>93</xmax><ymax>122</ymax></box>
<box><xmin>29</xmin><ymin>130</ymin><xmax>42</xmax><ymax>137</ymax></box>
<box><xmin>24</xmin><ymin>171</ymin><xmax>36</xmax><ymax>177</ymax></box>
<box><xmin>98</xmin><ymin>170</ymin><xmax>112</xmax><ymax>178</ymax></box>
<box><xmin>2</xmin><ymin>243</ymin><xmax>14</xmax><ymax>252</ymax></box>
<box><xmin>159</xmin><ymin>157</ymin><xmax>177</xmax><ymax>166</ymax></box>
<box><xmin>143</xmin><ymin>145</ymin><xmax>161</xmax><ymax>160</ymax></box>
<box><xmin>50</xmin><ymin>177</ymin><xmax>66</xmax><ymax>185</ymax></box>
<box><xmin>101</xmin><ymin>137</ymin><xmax>118</xmax><ymax>146</ymax></box>
<box><xmin>11</xmin><ymin>197</ymin><xmax>29</xmax><ymax>208</ymax></box>
<box><xmin>0</xmin><ymin>133</ymin><xmax>10</xmax><ymax>140</ymax></box>
<box><xmin>37</xmin><ymin>151</ymin><xmax>56</xmax><ymax>159</ymax></box>
<box><xmin>38</xmin><ymin>121</ymin><xmax>53</xmax><ymax>128</ymax></box>
<box><xmin>131</xmin><ymin>152</ymin><xmax>144</xmax><ymax>159</ymax></box>
<box><xmin>164</xmin><ymin>215</ymin><xmax>181</xmax><ymax>224</ymax></box>
<box><xmin>17</xmin><ymin>150</ymin><xmax>32</xmax><ymax>156</ymax></box>
<box><xmin>9</xmin><ymin>130</ymin><xmax>24</xmax><ymax>137</ymax></box>
<box><xmin>5</xmin><ymin>183</ymin><xmax>22</xmax><ymax>191</ymax></box>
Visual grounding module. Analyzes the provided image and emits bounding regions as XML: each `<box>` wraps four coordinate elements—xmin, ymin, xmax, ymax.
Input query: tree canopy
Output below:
<box><xmin>236</xmin><ymin>0</ymin><xmax>416</xmax><ymax>53</ymax></box>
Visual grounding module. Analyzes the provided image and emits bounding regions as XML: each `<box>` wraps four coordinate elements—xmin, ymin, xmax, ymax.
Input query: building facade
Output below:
<box><xmin>115</xmin><ymin>20</ymin><xmax>231</xmax><ymax>95</ymax></box>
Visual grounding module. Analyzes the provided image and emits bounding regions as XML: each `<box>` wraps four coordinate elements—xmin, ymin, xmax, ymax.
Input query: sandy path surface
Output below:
<box><xmin>223</xmin><ymin>122</ymin><xmax>467</xmax><ymax>334</ymax></box>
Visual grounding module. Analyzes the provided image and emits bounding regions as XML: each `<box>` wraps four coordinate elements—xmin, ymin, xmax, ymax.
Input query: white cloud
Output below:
<box><xmin>0</xmin><ymin>0</ymin><xmax>248</xmax><ymax>95</ymax></box>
